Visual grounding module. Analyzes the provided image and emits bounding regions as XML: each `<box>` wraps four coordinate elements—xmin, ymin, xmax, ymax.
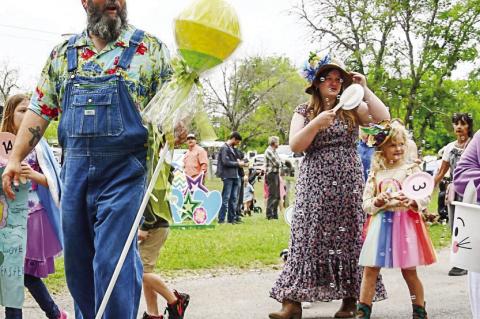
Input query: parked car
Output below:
<box><xmin>422</xmin><ymin>155</ymin><xmax>441</xmax><ymax>176</ymax></box>
<box><xmin>252</xmin><ymin>154</ymin><xmax>265</xmax><ymax>173</ymax></box>
<box><xmin>276</xmin><ymin>145</ymin><xmax>302</xmax><ymax>177</ymax></box>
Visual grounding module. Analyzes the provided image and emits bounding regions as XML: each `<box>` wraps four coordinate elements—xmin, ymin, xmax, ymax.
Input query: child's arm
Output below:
<box><xmin>363</xmin><ymin>174</ymin><xmax>388</xmax><ymax>215</ymax></box>
<box><xmin>20</xmin><ymin>163</ymin><xmax>48</xmax><ymax>187</ymax></box>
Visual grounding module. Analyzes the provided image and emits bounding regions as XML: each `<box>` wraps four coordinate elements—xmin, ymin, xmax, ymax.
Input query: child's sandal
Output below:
<box><xmin>355</xmin><ymin>303</ymin><xmax>371</xmax><ymax>319</ymax></box>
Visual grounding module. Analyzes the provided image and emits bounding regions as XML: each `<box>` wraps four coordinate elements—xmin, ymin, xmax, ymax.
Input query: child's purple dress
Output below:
<box><xmin>24</xmin><ymin>150</ymin><xmax>62</xmax><ymax>278</ymax></box>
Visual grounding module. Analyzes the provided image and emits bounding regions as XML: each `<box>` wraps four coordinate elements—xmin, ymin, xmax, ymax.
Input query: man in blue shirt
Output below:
<box><xmin>216</xmin><ymin>132</ymin><xmax>247</xmax><ymax>224</ymax></box>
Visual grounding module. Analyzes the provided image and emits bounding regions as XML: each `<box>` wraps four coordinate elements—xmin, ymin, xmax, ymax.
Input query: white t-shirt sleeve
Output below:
<box><xmin>441</xmin><ymin>142</ymin><xmax>455</xmax><ymax>162</ymax></box>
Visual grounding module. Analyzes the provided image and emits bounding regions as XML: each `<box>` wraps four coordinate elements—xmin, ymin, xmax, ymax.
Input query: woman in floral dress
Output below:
<box><xmin>269</xmin><ymin>53</ymin><xmax>390</xmax><ymax>319</ymax></box>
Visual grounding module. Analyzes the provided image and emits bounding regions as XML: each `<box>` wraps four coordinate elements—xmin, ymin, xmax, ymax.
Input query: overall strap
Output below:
<box><xmin>117</xmin><ymin>29</ymin><xmax>145</xmax><ymax>70</ymax></box>
<box><xmin>67</xmin><ymin>34</ymin><xmax>80</xmax><ymax>72</ymax></box>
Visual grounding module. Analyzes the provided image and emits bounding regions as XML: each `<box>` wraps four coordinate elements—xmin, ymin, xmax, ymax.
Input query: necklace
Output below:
<box><xmin>455</xmin><ymin>137</ymin><xmax>470</xmax><ymax>149</ymax></box>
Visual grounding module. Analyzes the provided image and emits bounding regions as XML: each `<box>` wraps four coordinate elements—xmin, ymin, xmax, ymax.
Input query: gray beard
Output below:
<box><xmin>86</xmin><ymin>0</ymin><xmax>128</xmax><ymax>43</ymax></box>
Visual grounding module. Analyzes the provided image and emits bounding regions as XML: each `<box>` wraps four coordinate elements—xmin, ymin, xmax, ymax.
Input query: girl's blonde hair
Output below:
<box><xmin>370</xmin><ymin>121</ymin><xmax>408</xmax><ymax>173</ymax></box>
<box><xmin>1</xmin><ymin>94</ymin><xmax>29</xmax><ymax>134</ymax></box>
<box><xmin>306</xmin><ymin>69</ymin><xmax>358</xmax><ymax>130</ymax></box>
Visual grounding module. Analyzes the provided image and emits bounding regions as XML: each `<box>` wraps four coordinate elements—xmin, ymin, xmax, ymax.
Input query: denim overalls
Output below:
<box><xmin>59</xmin><ymin>30</ymin><xmax>147</xmax><ymax>319</ymax></box>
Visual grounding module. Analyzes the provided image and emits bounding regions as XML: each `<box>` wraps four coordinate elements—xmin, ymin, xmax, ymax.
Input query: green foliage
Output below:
<box><xmin>293</xmin><ymin>0</ymin><xmax>480</xmax><ymax>154</ymax></box>
<box><xmin>204</xmin><ymin>56</ymin><xmax>306</xmax><ymax>149</ymax></box>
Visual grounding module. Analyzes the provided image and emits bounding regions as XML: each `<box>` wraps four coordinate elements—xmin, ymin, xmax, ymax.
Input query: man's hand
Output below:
<box><xmin>2</xmin><ymin>160</ymin><xmax>22</xmax><ymax>199</ymax></box>
<box><xmin>237</xmin><ymin>159</ymin><xmax>247</xmax><ymax>167</ymax></box>
<box><xmin>138</xmin><ymin>229</ymin><xmax>149</xmax><ymax>242</ymax></box>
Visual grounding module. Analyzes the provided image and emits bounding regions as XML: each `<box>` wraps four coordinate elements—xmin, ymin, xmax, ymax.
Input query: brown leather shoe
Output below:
<box><xmin>269</xmin><ymin>300</ymin><xmax>302</xmax><ymax>319</ymax></box>
<box><xmin>334</xmin><ymin>297</ymin><xmax>357</xmax><ymax>318</ymax></box>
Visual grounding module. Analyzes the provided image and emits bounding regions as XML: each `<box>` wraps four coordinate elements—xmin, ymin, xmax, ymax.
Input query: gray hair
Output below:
<box><xmin>86</xmin><ymin>0</ymin><xmax>128</xmax><ymax>43</ymax></box>
<box><xmin>268</xmin><ymin>136</ymin><xmax>279</xmax><ymax>146</ymax></box>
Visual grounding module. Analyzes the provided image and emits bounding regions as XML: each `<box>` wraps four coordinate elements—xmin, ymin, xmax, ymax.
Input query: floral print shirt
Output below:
<box><xmin>29</xmin><ymin>24</ymin><xmax>172</xmax><ymax>122</ymax></box>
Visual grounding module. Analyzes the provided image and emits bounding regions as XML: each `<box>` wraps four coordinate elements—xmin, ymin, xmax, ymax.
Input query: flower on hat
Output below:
<box><xmin>361</xmin><ymin>120</ymin><xmax>393</xmax><ymax>147</ymax></box>
<box><xmin>301</xmin><ymin>52</ymin><xmax>332</xmax><ymax>83</ymax></box>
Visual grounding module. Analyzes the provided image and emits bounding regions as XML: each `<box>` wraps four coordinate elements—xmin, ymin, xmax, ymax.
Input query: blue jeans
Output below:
<box><xmin>5</xmin><ymin>274</ymin><xmax>60</xmax><ymax>319</ymax></box>
<box><xmin>218</xmin><ymin>178</ymin><xmax>240</xmax><ymax>223</ymax></box>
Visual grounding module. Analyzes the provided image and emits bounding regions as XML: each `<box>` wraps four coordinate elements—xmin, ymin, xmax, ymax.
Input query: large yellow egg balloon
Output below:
<box><xmin>174</xmin><ymin>0</ymin><xmax>242</xmax><ymax>72</ymax></box>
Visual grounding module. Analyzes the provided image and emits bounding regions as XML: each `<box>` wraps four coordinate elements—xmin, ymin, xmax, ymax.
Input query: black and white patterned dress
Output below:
<box><xmin>270</xmin><ymin>104</ymin><xmax>387</xmax><ymax>302</ymax></box>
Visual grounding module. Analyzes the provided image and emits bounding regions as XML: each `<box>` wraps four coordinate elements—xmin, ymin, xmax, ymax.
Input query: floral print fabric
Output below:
<box><xmin>270</xmin><ymin>103</ymin><xmax>387</xmax><ymax>302</ymax></box>
<box><xmin>29</xmin><ymin>25</ymin><xmax>171</xmax><ymax>122</ymax></box>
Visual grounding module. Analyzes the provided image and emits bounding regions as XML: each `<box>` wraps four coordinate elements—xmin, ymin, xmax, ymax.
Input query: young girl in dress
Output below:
<box><xmin>356</xmin><ymin>121</ymin><xmax>437</xmax><ymax>319</ymax></box>
<box><xmin>1</xmin><ymin>94</ymin><xmax>67</xmax><ymax>319</ymax></box>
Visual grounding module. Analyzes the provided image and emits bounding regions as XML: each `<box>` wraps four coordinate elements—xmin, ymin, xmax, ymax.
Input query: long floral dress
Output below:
<box><xmin>270</xmin><ymin>104</ymin><xmax>387</xmax><ymax>302</ymax></box>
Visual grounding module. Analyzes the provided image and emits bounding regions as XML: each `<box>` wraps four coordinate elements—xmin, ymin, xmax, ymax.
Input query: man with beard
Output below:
<box><xmin>2</xmin><ymin>1</ymin><xmax>188</xmax><ymax>318</ymax></box>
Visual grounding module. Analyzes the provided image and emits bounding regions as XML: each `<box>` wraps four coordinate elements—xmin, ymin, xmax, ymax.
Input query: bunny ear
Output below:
<box><xmin>463</xmin><ymin>181</ymin><xmax>478</xmax><ymax>204</ymax></box>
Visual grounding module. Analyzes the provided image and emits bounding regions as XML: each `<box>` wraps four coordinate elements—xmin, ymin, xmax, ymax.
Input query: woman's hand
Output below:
<box><xmin>312</xmin><ymin>109</ymin><xmax>336</xmax><ymax>130</ymax></box>
<box><xmin>350</xmin><ymin>72</ymin><xmax>367</xmax><ymax>88</ymax></box>
<box><xmin>138</xmin><ymin>229</ymin><xmax>149</xmax><ymax>242</ymax></box>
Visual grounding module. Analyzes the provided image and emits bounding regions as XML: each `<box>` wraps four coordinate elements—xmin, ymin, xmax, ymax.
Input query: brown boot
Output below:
<box><xmin>269</xmin><ymin>300</ymin><xmax>302</xmax><ymax>319</ymax></box>
<box><xmin>334</xmin><ymin>297</ymin><xmax>357</xmax><ymax>318</ymax></box>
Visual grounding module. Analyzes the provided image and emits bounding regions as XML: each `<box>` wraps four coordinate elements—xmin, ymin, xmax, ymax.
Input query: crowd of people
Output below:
<box><xmin>0</xmin><ymin>1</ymin><xmax>478</xmax><ymax>319</ymax></box>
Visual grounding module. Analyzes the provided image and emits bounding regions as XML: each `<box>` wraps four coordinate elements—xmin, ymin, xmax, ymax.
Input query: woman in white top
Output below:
<box><xmin>433</xmin><ymin>112</ymin><xmax>474</xmax><ymax>276</ymax></box>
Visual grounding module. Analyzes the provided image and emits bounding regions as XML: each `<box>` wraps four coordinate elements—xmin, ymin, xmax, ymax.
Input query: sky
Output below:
<box><xmin>0</xmin><ymin>0</ymin><xmax>318</xmax><ymax>91</ymax></box>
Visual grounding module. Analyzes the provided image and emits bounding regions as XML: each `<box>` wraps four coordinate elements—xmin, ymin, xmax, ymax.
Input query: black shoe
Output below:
<box><xmin>165</xmin><ymin>291</ymin><xmax>190</xmax><ymax>319</ymax></box>
<box><xmin>218</xmin><ymin>220</ymin><xmax>225</xmax><ymax>224</ymax></box>
<box><xmin>233</xmin><ymin>220</ymin><xmax>243</xmax><ymax>224</ymax></box>
<box><xmin>448</xmin><ymin>267</ymin><xmax>468</xmax><ymax>276</ymax></box>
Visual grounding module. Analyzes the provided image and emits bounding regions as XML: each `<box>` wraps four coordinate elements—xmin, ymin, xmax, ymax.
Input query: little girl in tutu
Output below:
<box><xmin>356</xmin><ymin>121</ymin><xmax>436</xmax><ymax>319</ymax></box>
<box><xmin>1</xmin><ymin>94</ymin><xmax>67</xmax><ymax>319</ymax></box>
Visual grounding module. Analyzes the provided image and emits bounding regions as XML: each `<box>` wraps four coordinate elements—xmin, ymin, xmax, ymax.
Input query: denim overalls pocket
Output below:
<box><xmin>69</xmin><ymin>86</ymin><xmax>124</xmax><ymax>137</ymax></box>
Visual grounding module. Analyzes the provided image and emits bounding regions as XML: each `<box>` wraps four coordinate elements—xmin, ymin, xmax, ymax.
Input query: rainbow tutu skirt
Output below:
<box><xmin>359</xmin><ymin>210</ymin><xmax>437</xmax><ymax>268</ymax></box>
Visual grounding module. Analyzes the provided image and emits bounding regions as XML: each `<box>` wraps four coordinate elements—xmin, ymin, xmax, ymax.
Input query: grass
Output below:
<box><xmin>154</xmin><ymin>178</ymin><xmax>290</xmax><ymax>273</ymax></box>
<box><xmin>158</xmin><ymin>215</ymin><xmax>290</xmax><ymax>274</ymax></box>
<box><xmin>45</xmin><ymin>177</ymin><xmax>451</xmax><ymax>293</ymax></box>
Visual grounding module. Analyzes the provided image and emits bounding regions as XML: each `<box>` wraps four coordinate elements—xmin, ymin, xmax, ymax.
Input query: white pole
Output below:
<box><xmin>95</xmin><ymin>146</ymin><xmax>168</xmax><ymax>319</ymax></box>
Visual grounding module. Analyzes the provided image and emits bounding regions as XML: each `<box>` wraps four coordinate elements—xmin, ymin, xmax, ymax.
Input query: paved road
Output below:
<box><xmin>16</xmin><ymin>249</ymin><xmax>471</xmax><ymax>318</ymax></box>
